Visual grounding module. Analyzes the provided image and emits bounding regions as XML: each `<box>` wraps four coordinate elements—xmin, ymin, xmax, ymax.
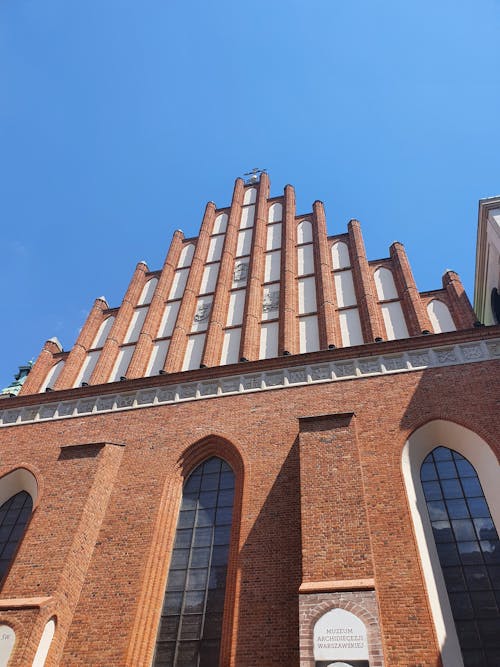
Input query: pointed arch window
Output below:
<box><xmin>421</xmin><ymin>446</ymin><xmax>500</xmax><ymax>666</ymax></box>
<box><xmin>154</xmin><ymin>457</ymin><xmax>235</xmax><ymax>667</ymax></box>
<box><xmin>0</xmin><ymin>491</ymin><xmax>33</xmax><ymax>582</ymax></box>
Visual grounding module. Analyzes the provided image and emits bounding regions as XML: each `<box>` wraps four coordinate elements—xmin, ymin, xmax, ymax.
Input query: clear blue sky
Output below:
<box><xmin>1</xmin><ymin>1</ymin><xmax>499</xmax><ymax>386</ymax></box>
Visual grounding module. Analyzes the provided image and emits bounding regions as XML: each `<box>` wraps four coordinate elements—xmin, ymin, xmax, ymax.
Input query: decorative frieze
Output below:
<box><xmin>1</xmin><ymin>338</ymin><xmax>498</xmax><ymax>428</ymax></box>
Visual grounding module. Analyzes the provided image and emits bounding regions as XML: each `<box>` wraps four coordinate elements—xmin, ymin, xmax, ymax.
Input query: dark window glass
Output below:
<box><xmin>421</xmin><ymin>446</ymin><xmax>500</xmax><ymax>664</ymax></box>
<box><xmin>0</xmin><ymin>491</ymin><xmax>32</xmax><ymax>582</ymax></box>
<box><xmin>153</xmin><ymin>457</ymin><xmax>235</xmax><ymax>667</ymax></box>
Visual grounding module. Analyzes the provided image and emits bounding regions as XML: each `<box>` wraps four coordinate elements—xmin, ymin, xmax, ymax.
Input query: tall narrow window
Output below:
<box><xmin>421</xmin><ymin>447</ymin><xmax>500</xmax><ymax>666</ymax></box>
<box><xmin>154</xmin><ymin>457</ymin><xmax>235</xmax><ymax>667</ymax></box>
<box><xmin>0</xmin><ymin>491</ymin><xmax>33</xmax><ymax>581</ymax></box>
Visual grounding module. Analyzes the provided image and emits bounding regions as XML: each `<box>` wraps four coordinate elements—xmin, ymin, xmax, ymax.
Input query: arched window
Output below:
<box><xmin>421</xmin><ymin>446</ymin><xmax>500</xmax><ymax>666</ymax></box>
<box><xmin>0</xmin><ymin>490</ymin><xmax>33</xmax><ymax>582</ymax></box>
<box><xmin>154</xmin><ymin>457</ymin><xmax>235</xmax><ymax>667</ymax></box>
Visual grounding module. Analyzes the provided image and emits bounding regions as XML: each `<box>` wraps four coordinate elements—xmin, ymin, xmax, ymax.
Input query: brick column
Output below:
<box><xmin>53</xmin><ymin>297</ymin><xmax>109</xmax><ymax>390</ymax></box>
<box><xmin>312</xmin><ymin>200</ymin><xmax>341</xmax><ymax>348</ymax></box>
<box><xmin>127</xmin><ymin>230</ymin><xmax>185</xmax><ymax>378</ymax></box>
<box><xmin>298</xmin><ymin>412</ymin><xmax>374</xmax><ymax>584</ymax></box>
<box><xmin>389</xmin><ymin>242</ymin><xmax>432</xmax><ymax>335</ymax></box>
<box><xmin>163</xmin><ymin>204</ymin><xmax>215</xmax><ymax>372</ymax></box>
<box><xmin>201</xmin><ymin>178</ymin><xmax>244</xmax><ymax>367</ymax></box>
<box><xmin>90</xmin><ymin>262</ymin><xmax>149</xmax><ymax>385</ymax></box>
<box><xmin>348</xmin><ymin>220</ymin><xmax>384</xmax><ymax>342</ymax></box>
<box><xmin>240</xmin><ymin>172</ymin><xmax>270</xmax><ymax>361</ymax></box>
<box><xmin>279</xmin><ymin>184</ymin><xmax>299</xmax><ymax>355</ymax></box>
<box><xmin>18</xmin><ymin>339</ymin><xmax>63</xmax><ymax>396</ymax></box>
<box><xmin>442</xmin><ymin>270</ymin><xmax>476</xmax><ymax>329</ymax></box>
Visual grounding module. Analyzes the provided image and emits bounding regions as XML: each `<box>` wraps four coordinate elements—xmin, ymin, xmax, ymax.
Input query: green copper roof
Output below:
<box><xmin>1</xmin><ymin>361</ymin><xmax>33</xmax><ymax>397</ymax></box>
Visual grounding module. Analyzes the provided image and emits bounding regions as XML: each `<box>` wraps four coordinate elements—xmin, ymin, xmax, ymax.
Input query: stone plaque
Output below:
<box><xmin>314</xmin><ymin>608</ymin><xmax>369</xmax><ymax>666</ymax></box>
<box><xmin>0</xmin><ymin>625</ymin><xmax>15</xmax><ymax>667</ymax></box>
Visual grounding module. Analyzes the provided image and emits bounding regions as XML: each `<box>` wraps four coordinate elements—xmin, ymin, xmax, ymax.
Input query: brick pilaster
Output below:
<box><xmin>90</xmin><ymin>262</ymin><xmax>149</xmax><ymax>384</ymax></box>
<box><xmin>312</xmin><ymin>201</ymin><xmax>341</xmax><ymax>349</ymax></box>
<box><xmin>127</xmin><ymin>230</ymin><xmax>185</xmax><ymax>378</ymax></box>
<box><xmin>389</xmin><ymin>242</ymin><xmax>432</xmax><ymax>335</ymax></box>
<box><xmin>18</xmin><ymin>339</ymin><xmax>63</xmax><ymax>396</ymax></box>
<box><xmin>202</xmin><ymin>179</ymin><xmax>244</xmax><ymax>367</ymax></box>
<box><xmin>163</xmin><ymin>204</ymin><xmax>215</xmax><ymax>373</ymax></box>
<box><xmin>279</xmin><ymin>184</ymin><xmax>299</xmax><ymax>355</ymax></box>
<box><xmin>442</xmin><ymin>270</ymin><xmax>476</xmax><ymax>330</ymax></box>
<box><xmin>240</xmin><ymin>172</ymin><xmax>270</xmax><ymax>361</ymax></box>
<box><xmin>348</xmin><ymin>220</ymin><xmax>384</xmax><ymax>342</ymax></box>
<box><xmin>53</xmin><ymin>298</ymin><xmax>109</xmax><ymax>390</ymax></box>
<box><xmin>298</xmin><ymin>412</ymin><xmax>374</xmax><ymax>583</ymax></box>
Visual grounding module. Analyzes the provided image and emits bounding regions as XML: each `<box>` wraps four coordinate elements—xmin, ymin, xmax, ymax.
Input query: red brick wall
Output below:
<box><xmin>0</xmin><ymin>356</ymin><xmax>498</xmax><ymax>665</ymax></box>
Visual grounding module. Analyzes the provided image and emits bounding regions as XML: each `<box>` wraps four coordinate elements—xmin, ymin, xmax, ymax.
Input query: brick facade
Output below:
<box><xmin>0</xmin><ymin>176</ymin><xmax>498</xmax><ymax>666</ymax></box>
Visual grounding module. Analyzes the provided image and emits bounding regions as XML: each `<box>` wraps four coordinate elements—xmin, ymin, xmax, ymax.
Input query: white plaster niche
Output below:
<box><xmin>236</xmin><ymin>228</ymin><xmax>253</xmax><ymax>257</ymax></box>
<box><xmin>331</xmin><ymin>241</ymin><xmax>350</xmax><ymax>270</ymax></box>
<box><xmin>32</xmin><ymin>617</ymin><xmax>56</xmax><ymax>667</ymax></box>
<box><xmin>227</xmin><ymin>290</ymin><xmax>245</xmax><ymax>327</ymax></box>
<box><xmin>40</xmin><ymin>360</ymin><xmax>64</xmax><ymax>392</ymax></box>
<box><xmin>334</xmin><ymin>270</ymin><xmax>357</xmax><ymax>307</ymax></box>
<box><xmin>109</xmin><ymin>346</ymin><xmax>135</xmax><ymax>382</ymax></box>
<box><xmin>268</xmin><ymin>202</ymin><xmax>282</xmax><ymax>223</ymax></box>
<box><xmin>264</xmin><ymin>251</ymin><xmax>281</xmax><ymax>283</ymax></box>
<box><xmin>427</xmin><ymin>299</ymin><xmax>456</xmax><ymax>333</ymax></box>
<box><xmin>243</xmin><ymin>187</ymin><xmax>257</xmax><ymax>205</ymax></box>
<box><xmin>240</xmin><ymin>205</ymin><xmax>255</xmax><ymax>228</ymax></box>
<box><xmin>137</xmin><ymin>277</ymin><xmax>158</xmax><ymax>305</ymax></box>
<box><xmin>314</xmin><ymin>608</ymin><xmax>369</xmax><ymax>666</ymax></box>
<box><xmin>207</xmin><ymin>234</ymin><xmax>224</xmax><ymax>262</ymax></box>
<box><xmin>221</xmin><ymin>328</ymin><xmax>241</xmax><ymax>365</ymax></box>
<box><xmin>73</xmin><ymin>350</ymin><xmax>100</xmax><ymax>387</ymax></box>
<box><xmin>146</xmin><ymin>340</ymin><xmax>170</xmax><ymax>376</ymax></box>
<box><xmin>374</xmin><ymin>267</ymin><xmax>398</xmax><ymax>301</ymax></box>
<box><xmin>92</xmin><ymin>316</ymin><xmax>115</xmax><ymax>348</ymax></box>
<box><xmin>381</xmin><ymin>301</ymin><xmax>409</xmax><ymax>340</ymax></box>
<box><xmin>177</xmin><ymin>243</ymin><xmax>195</xmax><ymax>268</ymax></box>
<box><xmin>339</xmin><ymin>309</ymin><xmax>364</xmax><ymax>347</ymax></box>
<box><xmin>157</xmin><ymin>301</ymin><xmax>180</xmax><ymax>338</ymax></box>
<box><xmin>298</xmin><ymin>244</ymin><xmax>314</xmax><ymax>276</ymax></box>
<box><xmin>297</xmin><ymin>220</ymin><xmax>313</xmax><ymax>244</ymax></box>
<box><xmin>124</xmin><ymin>308</ymin><xmax>148</xmax><ymax>343</ymax></box>
<box><xmin>200</xmin><ymin>263</ymin><xmax>219</xmax><ymax>294</ymax></box>
<box><xmin>212</xmin><ymin>213</ymin><xmax>228</xmax><ymax>234</ymax></box>
<box><xmin>266</xmin><ymin>222</ymin><xmax>282</xmax><ymax>250</ymax></box>
<box><xmin>168</xmin><ymin>268</ymin><xmax>189</xmax><ymax>300</ymax></box>
<box><xmin>298</xmin><ymin>276</ymin><xmax>317</xmax><ymax>314</ymax></box>
<box><xmin>260</xmin><ymin>321</ymin><xmax>279</xmax><ymax>359</ymax></box>
<box><xmin>299</xmin><ymin>315</ymin><xmax>320</xmax><ymax>353</ymax></box>
<box><xmin>0</xmin><ymin>626</ymin><xmax>15</xmax><ymax>667</ymax></box>
<box><xmin>182</xmin><ymin>334</ymin><xmax>205</xmax><ymax>371</ymax></box>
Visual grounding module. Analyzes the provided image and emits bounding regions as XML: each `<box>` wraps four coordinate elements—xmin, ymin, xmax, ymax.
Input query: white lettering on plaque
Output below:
<box><xmin>314</xmin><ymin>608</ymin><xmax>368</xmax><ymax>662</ymax></box>
<box><xmin>0</xmin><ymin>625</ymin><xmax>15</xmax><ymax>667</ymax></box>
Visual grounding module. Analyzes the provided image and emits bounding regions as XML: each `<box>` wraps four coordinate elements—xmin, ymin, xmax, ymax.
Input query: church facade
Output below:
<box><xmin>0</xmin><ymin>174</ymin><xmax>498</xmax><ymax>666</ymax></box>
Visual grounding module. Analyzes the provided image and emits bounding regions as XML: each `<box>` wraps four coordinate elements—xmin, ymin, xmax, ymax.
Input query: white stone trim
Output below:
<box><xmin>1</xmin><ymin>338</ymin><xmax>499</xmax><ymax>428</ymax></box>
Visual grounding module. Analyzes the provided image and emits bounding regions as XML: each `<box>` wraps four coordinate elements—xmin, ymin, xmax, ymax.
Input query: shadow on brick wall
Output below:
<box><xmin>233</xmin><ymin>438</ymin><xmax>302</xmax><ymax>665</ymax></box>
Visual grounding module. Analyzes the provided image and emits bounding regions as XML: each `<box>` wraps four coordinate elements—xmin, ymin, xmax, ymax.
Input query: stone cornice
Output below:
<box><xmin>1</xmin><ymin>331</ymin><xmax>499</xmax><ymax>429</ymax></box>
